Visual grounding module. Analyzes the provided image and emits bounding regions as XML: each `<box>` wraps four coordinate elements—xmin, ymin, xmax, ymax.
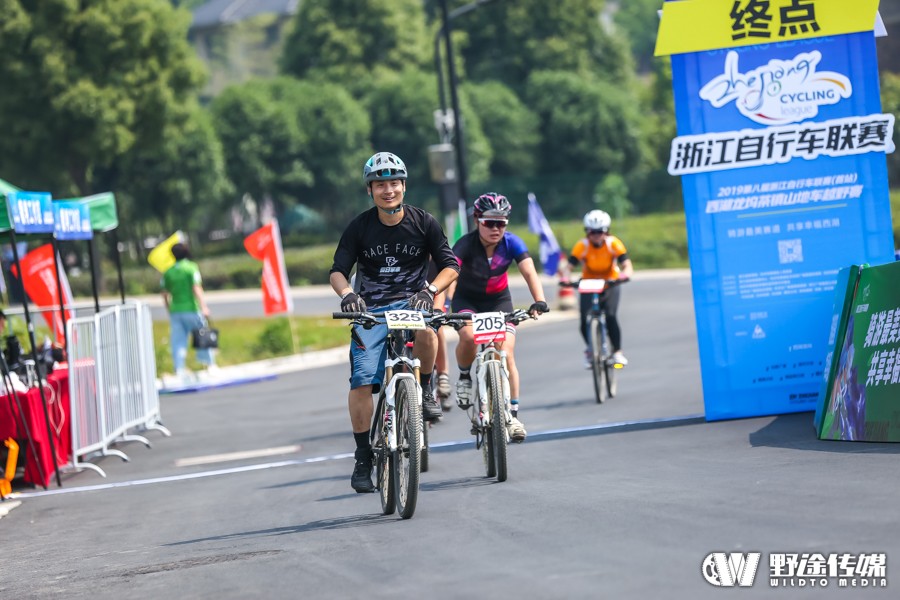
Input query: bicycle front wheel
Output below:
<box><xmin>393</xmin><ymin>378</ymin><xmax>421</xmax><ymax>519</ymax></box>
<box><xmin>589</xmin><ymin>318</ymin><xmax>607</xmax><ymax>404</ymax></box>
<box><xmin>487</xmin><ymin>362</ymin><xmax>508</xmax><ymax>482</ymax></box>
<box><xmin>605</xmin><ymin>358</ymin><xmax>618</xmax><ymax>398</ymax></box>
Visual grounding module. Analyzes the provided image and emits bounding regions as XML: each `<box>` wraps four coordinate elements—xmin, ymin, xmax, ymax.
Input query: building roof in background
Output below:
<box><xmin>191</xmin><ymin>0</ymin><xmax>299</xmax><ymax>31</ymax></box>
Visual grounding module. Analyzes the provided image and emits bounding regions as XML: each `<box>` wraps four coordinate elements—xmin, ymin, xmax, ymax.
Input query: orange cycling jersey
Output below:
<box><xmin>570</xmin><ymin>236</ymin><xmax>628</xmax><ymax>280</ymax></box>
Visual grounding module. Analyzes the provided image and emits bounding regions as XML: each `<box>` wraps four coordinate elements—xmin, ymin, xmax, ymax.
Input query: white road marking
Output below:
<box><xmin>10</xmin><ymin>414</ymin><xmax>704</xmax><ymax>499</ymax></box>
<box><xmin>174</xmin><ymin>445</ymin><xmax>303</xmax><ymax>467</ymax></box>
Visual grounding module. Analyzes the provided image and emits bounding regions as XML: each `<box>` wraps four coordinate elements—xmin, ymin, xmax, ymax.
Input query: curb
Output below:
<box><xmin>0</xmin><ymin>499</ymin><xmax>22</xmax><ymax>519</ymax></box>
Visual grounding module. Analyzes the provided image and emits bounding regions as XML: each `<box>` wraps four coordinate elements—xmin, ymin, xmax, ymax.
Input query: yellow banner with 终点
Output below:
<box><xmin>655</xmin><ymin>0</ymin><xmax>880</xmax><ymax>57</ymax></box>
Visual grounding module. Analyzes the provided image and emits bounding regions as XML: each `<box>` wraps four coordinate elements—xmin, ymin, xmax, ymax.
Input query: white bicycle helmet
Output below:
<box><xmin>583</xmin><ymin>210</ymin><xmax>611</xmax><ymax>232</ymax></box>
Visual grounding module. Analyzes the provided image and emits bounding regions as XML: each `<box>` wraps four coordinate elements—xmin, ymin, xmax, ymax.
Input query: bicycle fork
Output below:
<box><xmin>383</xmin><ymin>357</ymin><xmax>422</xmax><ymax>454</ymax></box>
<box><xmin>473</xmin><ymin>348</ymin><xmax>513</xmax><ymax>430</ymax></box>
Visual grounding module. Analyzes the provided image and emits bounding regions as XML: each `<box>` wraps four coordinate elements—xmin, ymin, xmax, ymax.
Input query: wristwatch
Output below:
<box><xmin>426</xmin><ymin>283</ymin><xmax>438</xmax><ymax>295</ymax></box>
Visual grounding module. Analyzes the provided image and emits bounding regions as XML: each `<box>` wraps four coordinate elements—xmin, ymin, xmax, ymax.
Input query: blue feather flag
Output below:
<box><xmin>527</xmin><ymin>193</ymin><xmax>561</xmax><ymax>275</ymax></box>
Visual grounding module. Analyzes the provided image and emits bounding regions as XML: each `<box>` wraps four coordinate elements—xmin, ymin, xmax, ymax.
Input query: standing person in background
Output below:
<box><xmin>330</xmin><ymin>151</ymin><xmax>459</xmax><ymax>493</ymax></box>
<box><xmin>161</xmin><ymin>242</ymin><xmax>215</xmax><ymax>380</ymax></box>
<box><xmin>450</xmin><ymin>193</ymin><xmax>548</xmax><ymax>442</ymax></box>
<box><xmin>568</xmin><ymin>210</ymin><xmax>633</xmax><ymax>369</ymax></box>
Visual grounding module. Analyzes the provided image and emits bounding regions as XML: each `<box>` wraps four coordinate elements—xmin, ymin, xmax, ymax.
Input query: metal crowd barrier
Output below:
<box><xmin>66</xmin><ymin>301</ymin><xmax>170</xmax><ymax>477</ymax></box>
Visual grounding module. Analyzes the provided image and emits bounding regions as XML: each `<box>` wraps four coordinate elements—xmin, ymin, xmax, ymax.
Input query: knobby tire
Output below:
<box><xmin>487</xmin><ymin>361</ymin><xmax>508</xmax><ymax>482</ymax></box>
<box><xmin>393</xmin><ymin>378</ymin><xmax>420</xmax><ymax>519</ymax></box>
<box><xmin>590</xmin><ymin>318</ymin><xmax>607</xmax><ymax>403</ymax></box>
<box><xmin>481</xmin><ymin>369</ymin><xmax>497</xmax><ymax>478</ymax></box>
<box><xmin>374</xmin><ymin>393</ymin><xmax>395</xmax><ymax>515</ymax></box>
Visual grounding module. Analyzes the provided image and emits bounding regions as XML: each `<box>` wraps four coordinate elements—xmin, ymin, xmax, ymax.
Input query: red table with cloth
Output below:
<box><xmin>0</xmin><ymin>368</ymin><xmax>71</xmax><ymax>488</ymax></box>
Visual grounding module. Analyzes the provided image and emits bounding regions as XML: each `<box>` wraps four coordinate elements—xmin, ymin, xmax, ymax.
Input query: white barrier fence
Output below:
<box><xmin>66</xmin><ymin>301</ymin><xmax>170</xmax><ymax>477</ymax></box>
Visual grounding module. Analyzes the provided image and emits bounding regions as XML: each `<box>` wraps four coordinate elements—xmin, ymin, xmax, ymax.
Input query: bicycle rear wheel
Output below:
<box><xmin>373</xmin><ymin>393</ymin><xmax>395</xmax><ymax>515</ymax></box>
<box><xmin>487</xmin><ymin>362</ymin><xmax>508</xmax><ymax>482</ymax></box>
<box><xmin>421</xmin><ymin>416</ymin><xmax>429</xmax><ymax>473</ymax></box>
<box><xmin>393</xmin><ymin>378</ymin><xmax>421</xmax><ymax>519</ymax></box>
<box><xmin>421</xmin><ymin>382</ymin><xmax>431</xmax><ymax>473</ymax></box>
<box><xmin>589</xmin><ymin>319</ymin><xmax>607</xmax><ymax>404</ymax></box>
<box><xmin>376</xmin><ymin>440</ymin><xmax>395</xmax><ymax>515</ymax></box>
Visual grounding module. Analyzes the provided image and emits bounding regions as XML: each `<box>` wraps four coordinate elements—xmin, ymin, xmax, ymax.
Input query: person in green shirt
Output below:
<box><xmin>161</xmin><ymin>243</ymin><xmax>214</xmax><ymax>377</ymax></box>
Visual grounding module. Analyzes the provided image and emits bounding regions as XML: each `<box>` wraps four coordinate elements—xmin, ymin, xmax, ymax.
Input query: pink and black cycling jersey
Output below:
<box><xmin>452</xmin><ymin>230</ymin><xmax>530</xmax><ymax>305</ymax></box>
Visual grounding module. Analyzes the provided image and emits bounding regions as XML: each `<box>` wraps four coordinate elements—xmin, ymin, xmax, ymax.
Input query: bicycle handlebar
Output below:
<box><xmin>331</xmin><ymin>311</ymin><xmax>473</xmax><ymax>329</ymax></box>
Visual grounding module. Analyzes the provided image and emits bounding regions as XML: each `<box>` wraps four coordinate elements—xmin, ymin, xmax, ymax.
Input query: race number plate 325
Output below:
<box><xmin>473</xmin><ymin>312</ymin><xmax>506</xmax><ymax>344</ymax></box>
<box><xmin>384</xmin><ymin>310</ymin><xmax>427</xmax><ymax>330</ymax></box>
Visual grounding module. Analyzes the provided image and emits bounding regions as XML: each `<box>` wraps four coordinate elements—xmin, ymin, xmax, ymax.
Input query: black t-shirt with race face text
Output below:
<box><xmin>330</xmin><ymin>205</ymin><xmax>458</xmax><ymax>307</ymax></box>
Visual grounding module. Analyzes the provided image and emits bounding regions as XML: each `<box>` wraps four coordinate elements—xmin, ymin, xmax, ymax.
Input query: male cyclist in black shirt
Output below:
<box><xmin>330</xmin><ymin>151</ymin><xmax>459</xmax><ymax>493</ymax></box>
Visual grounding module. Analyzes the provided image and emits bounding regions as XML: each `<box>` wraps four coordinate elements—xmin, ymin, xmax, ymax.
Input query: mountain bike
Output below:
<box><xmin>460</xmin><ymin>309</ymin><xmax>534</xmax><ymax>482</ymax></box>
<box><xmin>333</xmin><ymin>309</ymin><xmax>470</xmax><ymax>519</ymax></box>
<box><xmin>560</xmin><ymin>279</ymin><xmax>627</xmax><ymax>404</ymax></box>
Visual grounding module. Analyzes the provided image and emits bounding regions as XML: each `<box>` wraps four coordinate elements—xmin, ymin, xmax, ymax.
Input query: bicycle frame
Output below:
<box><xmin>379</xmin><ymin>329</ymin><xmax>421</xmax><ymax>454</ymax></box>
<box><xmin>470</xmin><ymin>344</ymin><xmax>511</xmax><ymax>430</ymax></box>
<box><xmin>463</xmin><ymin>309</ymin><xmax>531</xmax><ymax>482</ymax></box>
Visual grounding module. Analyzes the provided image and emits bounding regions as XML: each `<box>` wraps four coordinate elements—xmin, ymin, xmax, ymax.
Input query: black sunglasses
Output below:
<box><xmin>586</xmin><ymin>229</ymin><xmax>608</xmax><ymax>235</ymax></box>
<box><xmin>479</xmin><ymin>219</ymin><xmax>508</xmax><ymax>229</ymax></box>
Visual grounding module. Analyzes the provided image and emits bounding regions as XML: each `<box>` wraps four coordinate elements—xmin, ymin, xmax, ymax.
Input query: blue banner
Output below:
<box><xmin>670</xmin><ymin>32</ymin><xmax>895</xmax><ymax>421</ymax></box>
<box><xmin>53</xmin><ymin>201</ymin><xmax>93</xmax><ymax>240</ymax></box>
<box><xmin>6</xmin><ymin>191</ymin><xmax>54</xmax><ymax>234</ymax></box>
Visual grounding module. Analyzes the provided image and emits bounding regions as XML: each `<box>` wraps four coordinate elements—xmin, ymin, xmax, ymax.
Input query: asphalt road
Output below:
<box><xmin>2</xmin><ymin>270</ymin><xmax>899</xmax><ymax>599</ymax></box>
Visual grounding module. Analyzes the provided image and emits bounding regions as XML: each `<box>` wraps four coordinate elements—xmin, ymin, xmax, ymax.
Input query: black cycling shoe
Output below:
<box><xmin>350</xmin><ymin>448</ymin><xmax>375</xmax><ymax>493</ymax></box>
<box><xmin>422</xmin><ymin>388</ymin><xmax>443</xmax><ymax>422</ymax></box>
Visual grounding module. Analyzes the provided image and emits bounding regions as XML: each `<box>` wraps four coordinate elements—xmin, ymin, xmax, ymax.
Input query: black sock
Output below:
<box><xmin>421</xmin><ymin>371</ymin><xmax>432</xmax><ymax>387</ymax></box>
<box><xmin>459</xmin><ymin>367</ymin><xmax>471</xmax><ymax>380</ymax></box>
<box><xmin>354</xmin><ymin>431</ymin><xmax>370</xmax><ymax>451</ymax></box>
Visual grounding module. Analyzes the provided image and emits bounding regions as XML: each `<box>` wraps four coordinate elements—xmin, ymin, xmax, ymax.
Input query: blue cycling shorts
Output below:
<box><xmin>349</xmin><ymin>300</ymin><xmax>409</xmax><ymax>392</ymax></box>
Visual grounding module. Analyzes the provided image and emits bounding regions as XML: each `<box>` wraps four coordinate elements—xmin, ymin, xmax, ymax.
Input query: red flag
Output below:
<box><xmin>243</xmin><ymin>221</ymin><xmax>293</xmax><ymax>315</ymax></box>
<box><xmin>11</xmin><ymin>243</ymin><xmax>73</xmax><ymax>344</ymax></box>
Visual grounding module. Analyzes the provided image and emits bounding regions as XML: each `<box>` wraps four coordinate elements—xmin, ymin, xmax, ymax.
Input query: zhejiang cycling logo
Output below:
<box><xmin>700</xmin><ymin>50</ymin><xmax>851</xmax><ymax>126</ymax></box>
<box><xmin>702</xmin><ymin>552</ymin><xmax>761</xmax><ymax>587</ymax></box>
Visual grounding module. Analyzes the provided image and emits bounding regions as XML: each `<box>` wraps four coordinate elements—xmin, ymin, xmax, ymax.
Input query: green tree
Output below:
<box><xmin>270</xmin><ymin>78</ymin><xmax>373</xmax><ymax>222</ymax></box>
<box><xmin>454</xmin><ymin>0</ymin><xmax>634</xmax><ymax>91</ymax></box>
<box><xmin>463</xmin><ymin>81</ymin><xmax>539</xmax><ymax>178</ymax></box>
<box><xmin>0</xmin><ymin>0</ymin><xmax>205</xmax><ymax>196</ymax></box>
<box><xmin>881</xmin><ymin>72</ymin><xmax>900</xmax><ymax>189</ymax></box>
<box><xmin>212</xmin><ymin>77</ymin><xmax>372</xmax><ymax>225</ymax></box>
<box><xmin>628</xmin><ymin>57</ymin><xmax>683</xmax><ymax>213</ymax></box>
<box><xmin>611</xmin><ymin>0</ymin><xmax>662</xmax><ymax>72</ymax></box>
<box><xmin>363</xmin><ymin>69</ymin><xmax>492</xmax><ymax>198</ymax></box>
<box><xmin>525</xmin><ymin>70</ymin><xmax>641</xmax><ymax>178</ymax></box>
<box><xmin>281</xmin><ymin>0</ymin><xmax>431</xmax><ymax>92</ymax></box>
<box><xmin>101</xmin><ymin>103</ymin><xmax>233</xmax><ymax>235</ymax></box>
<box><xmin>210</xmin><ymin>80</ymin><xmax>312</xmax><ymax>216</ymax></box>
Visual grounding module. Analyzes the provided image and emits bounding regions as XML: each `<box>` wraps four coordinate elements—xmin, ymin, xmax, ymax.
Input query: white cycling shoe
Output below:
<box><xmin>508</xmin><ymin>417</ymin><xmax>527</xmax><ymax>442</ymax></box>
<box><xmin>611</xmin><ymin>351</ymin><xmax>628</xmax><ymax>366</ymax></box>
<box><xmin>456</xmin><ymin>377</ymin><xmax>473</xmax><ymax>409</ymax></box>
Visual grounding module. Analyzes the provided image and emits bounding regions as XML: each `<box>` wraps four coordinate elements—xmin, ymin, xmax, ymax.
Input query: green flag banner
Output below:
<box><xmin>818</xmin><ymin>261</ymin><xmax>900</xmax><ymax>441</ymax></box>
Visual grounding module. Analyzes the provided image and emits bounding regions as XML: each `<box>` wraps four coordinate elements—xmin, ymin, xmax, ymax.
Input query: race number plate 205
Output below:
<box><xmin>384</xmin><ymin>310</ymin><xmax>427</xmax><ymax>330</ymax></box>
<box><xmin>473</xmin><ymin>312</ymin><xmax>506</xmax><ymax>344</ymax></box>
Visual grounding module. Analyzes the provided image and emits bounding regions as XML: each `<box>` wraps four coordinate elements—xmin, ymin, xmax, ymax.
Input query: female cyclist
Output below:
<box><xmin>449</xmin><ymin>193</ymin><xmax>548</xmax><ymax>442</ymax></box>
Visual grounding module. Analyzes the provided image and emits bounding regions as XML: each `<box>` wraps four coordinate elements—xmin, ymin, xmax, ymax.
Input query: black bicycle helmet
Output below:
<box><xmin>473</xmin><ymin>192</ymin><xmax>511</xmax><ymax>219</ymax></box>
